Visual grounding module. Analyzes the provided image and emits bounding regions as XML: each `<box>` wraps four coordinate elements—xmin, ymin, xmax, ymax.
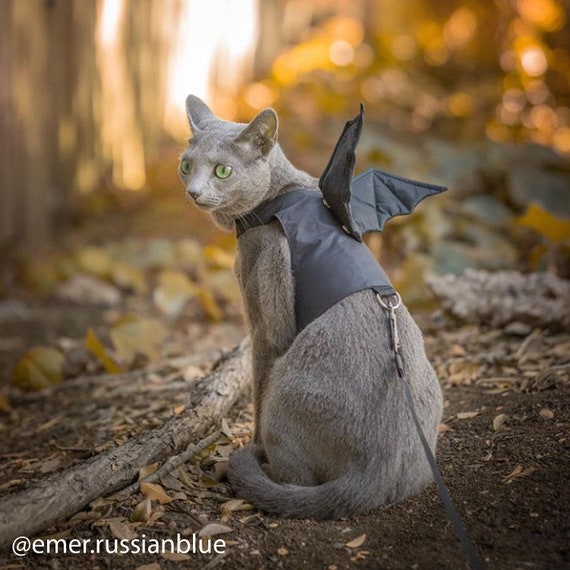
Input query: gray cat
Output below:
<box><xmin>180</xmin><ymin>95</ymin><xmax>443</xmax><ymax>519</ymax></box>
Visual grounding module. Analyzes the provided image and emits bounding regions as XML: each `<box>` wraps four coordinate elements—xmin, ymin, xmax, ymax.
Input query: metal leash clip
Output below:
<box><xmin>376</xmin><ymin>292</ymin><xmax>403</xmax><ymax>372</ymax></box>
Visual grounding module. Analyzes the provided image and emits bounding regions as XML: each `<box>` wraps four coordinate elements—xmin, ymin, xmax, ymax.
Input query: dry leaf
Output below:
<box><xmin>110</xmin><ymin>261</ymin><xmax>147</xmax><ymax>295</ymax></box>
<box><xmin>451</xmin><ymin>344</ymin><xmax>467</xmax><ymax>356</ymax></box>
<box><xmin>200</xmin><ymin>471</ymin><xmax>221</xmax><ymax>488</ymax></box>
<box><xmin>438</xmin><ymin>423</ymin><xmax>451</xmax><ymax>433</ymax></box>
<box><xmin>153</xmin><ymin>270</ymin><xmax>195</xmax><ymax>317</ymax></box>
<box><xmin>111</xmin><ymin>314</ymin><xmax>166</xmax><ymax>365</ymax></box>
<box><xmin>135</xmin><ymin>563</ymin><xmax>161</xmax><ymax>570</ymax></box>
<box><xmin>76</xmin><ymin>246</ymin><xmax>112</xmax><ymax>277</ymax></box>
<box><xmin>175</xmin><ymin>239</ymin><xmax>204</xmax><ymax>270</ymax></box>
<box><xmin>138</xmin><ymin>463</ymin><xmax>159</xmax><ymax>480</ymax></box>
<box><xmin>183</xmin><ymin>365</ymin><xmax>205</xmax><ymax>381</ymax></box>
<box><xmin>346</xmin><ymin>533</ymin><xmax>367</xmax><ymax>549</ymax></box>
<box><xmin>0</xmin><ymin>391</ymin><xmax>13</xmax><ymax>413</ymax></box>
<box><xmin>504</xmin><ymin>465</ymin><xmax>536</xmax><ymax>483</ymax></box>
<box><xmin>108</xmin><ymin>519</ymin><xmax>136</xmax><ymax>541</ymax></box>
<box><xmin>539</xmin><ymin>408</ymin><xmax>554</xmax><ymax>419</ymax></box>
<box><xmin>457</xmin><ymin>411</ymin><xmax>480</xmax><ymax>420</ymax></box>
<box><xmin>195</xmin><ymin>287</ymin><xmax>224</xmax><ymax>322</ymax></box>
<box><xmin>162</xmin><ymin>551</ymin><xmax>192</xmax><ymax>561</ymax></box>
<box><xmin>220</xmin><ymin>499</ymin><xmax>252</xmax><ymax>515</ymax></box>
<box><xmin>221</xmin><ymin>418</ymin><xmax>233</xmax><ymax>439</ymax></box>
<box><xmin>517</xmin><ymin>202</ymin><xmax>570</xmax><ymax>243</ymax></box>
<box><xmin>198</xmin><ymin>523</ymin><xmax>234</xmax><ymax>538</ymax></box>
<box><xmin>448</xmin><ymin>361</ymin><xmax>481</xmax><ymax>385</ymax></box>
<box><xmin>13</xmin><ymin>347</ymin><xmax>65</xmax><ymax>391</ymax></box>
<box><xmin>492</xmin><ymin>414</ymin><xmax>507</xmax><ymax>431</ymax></box>
<box><xmin>39</xmin><ymin>455</ymin><xmax>63</xmax><ymax>474</ymax></box>
<box><xmin>85</xmin><ymin>328</ymin><xmax>122</xmax><ymax>374</ymax></box>
<box><xmin>140</xmin><ymin>482</ymin><xmax>173</xmax><ymax>504</ymax></box>
<box><xmin>131</xmin><ymin>499</ymin><xmax>152</xmax><ymax>523</ymax></box>
<box><xmin>203</xmin><ymin>245</ymin><xmax>235</xmax><ymax>269</ymax></box>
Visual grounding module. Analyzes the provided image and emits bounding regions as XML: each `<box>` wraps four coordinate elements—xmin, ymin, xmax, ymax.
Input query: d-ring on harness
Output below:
<box><xmin>377</xmin><ymin>293</ymin><xmax>486</xmax><ymax>570</ymax></box>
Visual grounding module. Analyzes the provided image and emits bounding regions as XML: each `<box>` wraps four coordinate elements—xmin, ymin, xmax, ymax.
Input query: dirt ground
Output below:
<box><xmin>0</xmin><ymin>297</ymin><xmax>568</xmax><ymax>570</ymax></box>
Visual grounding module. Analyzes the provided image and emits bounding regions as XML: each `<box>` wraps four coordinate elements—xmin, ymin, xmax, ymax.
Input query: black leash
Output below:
<box><xmin>377</xmin><ymin>293</ymin><xmax>486</xmax><ymax>570</ymax></box>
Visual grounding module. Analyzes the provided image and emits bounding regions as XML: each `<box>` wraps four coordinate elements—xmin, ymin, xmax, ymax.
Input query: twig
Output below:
<box><xmin>118</xmin><ymin>430</ymin><xmax>222</xmax><ymax>498</ymax></box>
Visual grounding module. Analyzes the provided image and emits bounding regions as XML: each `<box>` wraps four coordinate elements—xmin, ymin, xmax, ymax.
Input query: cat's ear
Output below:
<box><xmin>186</xmin><ymin>95</ymin><xmax>214</xmax><ymax>134</ymax></box>
<box><xmin>236</xmin><ymin>109</ymin><xmax>278</xmax><ymax>156</ymax></box>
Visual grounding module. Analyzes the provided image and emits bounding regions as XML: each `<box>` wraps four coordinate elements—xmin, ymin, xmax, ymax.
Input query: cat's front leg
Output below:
<box><xmin>236</xmin><ymin>223</ymin><xmax>296</xmax><ymax>445</ymax></box>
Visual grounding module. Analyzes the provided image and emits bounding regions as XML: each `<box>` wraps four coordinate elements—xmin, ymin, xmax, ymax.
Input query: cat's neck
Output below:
<box><xmin>264</xmin><ymin>145</ymin><xmax>318</xmax><ymax>201</ymax></box>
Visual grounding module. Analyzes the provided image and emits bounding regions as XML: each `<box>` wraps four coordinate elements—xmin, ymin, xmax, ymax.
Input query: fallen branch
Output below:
<box><xmin>428</xmin><ymin>269</ymin><xmax>570</xmax><ymax>331</ymax></box>
<box><xmin>0</xmin><ymin>339</ymin><xmax>251</xmax><ymax>547</ymax></box>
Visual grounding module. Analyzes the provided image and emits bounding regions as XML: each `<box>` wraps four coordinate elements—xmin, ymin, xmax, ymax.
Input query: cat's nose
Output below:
<box><xmin>187</xmin><ymin>188</ymin><xmax>202</xmax><ymax>200</ymax></box>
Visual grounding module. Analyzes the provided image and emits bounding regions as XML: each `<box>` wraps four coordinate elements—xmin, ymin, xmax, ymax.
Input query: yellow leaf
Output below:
<box><xmin>85</xmin><ymin>328</ymin><xmax>123</xmax><ymax>374</ymax></box>
<box><xmin>346</xmin><ymin>533</ymin><xmax>367</xmax><ymax>549</ymax></box>
<box><xmin>110</xmin><ymin>314</ymin><xmax>166</xmax><ymax>365</ymax></box>
<box><xmin>195</xmin><ymin>287</ymin><xmax>224</xmax><ymax>322</ymax></box>
<box><xmin>109</xmin><ymin>261</ymin><xmax>147</xmax><ymax>295</ymax></box>
<box><xmin>75</xmin><ymin>246</ymin><xmax>112</xmax><ymax>278</ymax></box>
<box><xmin>203</xmin><ymin>245</ymin><xmax>235</xmax><ymax>269</ymax></box>
<box><xmin>13</xmin><ymin>347</ymin><xmax>65</xmax><ymax>391</ymax></box>
<box><xmin>0</xmin><ymin>391</ymin><xmax>13</xmax><ymax>413</ymax></box>
<box><xmin>517</xmin><ymin>202</ymin><xmax>570</xmax><ymax>243</ymax></box>
<box><xmin>140</xmin><ymin>482</ymin><xmax>173</xmax><ymax>504</ymax></box>
<box><xmin>175</xmin><ymin>239</ymin><xmax>205</xmax><ymax>270</ymax></box>
<box><xmin>153</xmin><ymin>270</ymin><xmax>196</xmax><ymax>317</ymax></box>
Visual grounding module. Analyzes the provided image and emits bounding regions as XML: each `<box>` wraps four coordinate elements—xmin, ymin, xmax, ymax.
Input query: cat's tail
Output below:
<box><xmin>227</xmin><ymin>445</ymin><xmax>378</xmax><ymax>519</ymax></box>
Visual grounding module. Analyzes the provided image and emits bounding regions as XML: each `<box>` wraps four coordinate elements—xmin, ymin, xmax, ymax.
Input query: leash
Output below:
<box><xmin>377</xmin><ymin>293</ymin><xmax>486</xmax><ymax>570</ymax></box>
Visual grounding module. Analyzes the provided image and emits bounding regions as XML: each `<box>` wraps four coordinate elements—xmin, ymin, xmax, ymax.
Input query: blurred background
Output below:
<box><xmin>1</xmin><ymin>0</ymin><xmax>569</xmax><ymax>331</ymax></box>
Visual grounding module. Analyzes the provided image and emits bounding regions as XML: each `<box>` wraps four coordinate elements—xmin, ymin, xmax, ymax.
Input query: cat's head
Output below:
<box><xmin>180</xmin><ymin>95</ymin><xmax>278</xmax><ymax>229</ymax></box>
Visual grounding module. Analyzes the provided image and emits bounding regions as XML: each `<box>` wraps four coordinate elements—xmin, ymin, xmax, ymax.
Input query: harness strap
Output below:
<box><xmin>377</xmin><ymin>293</ymin><xmax>486</xmax><ymax>570</ymax></box>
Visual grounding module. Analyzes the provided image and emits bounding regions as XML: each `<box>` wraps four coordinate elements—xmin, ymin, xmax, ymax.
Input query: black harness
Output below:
<box><xmin>235</xmin><ymin>188</ymin><xmax>395</xmax><ymax>332</ymax></box>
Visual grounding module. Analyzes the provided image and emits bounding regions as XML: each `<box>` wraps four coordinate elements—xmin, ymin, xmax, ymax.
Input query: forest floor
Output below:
<box><xmin>0</xmin><ymin>294</ymin><xmax>568</xmax><ymax>570</ymax></box>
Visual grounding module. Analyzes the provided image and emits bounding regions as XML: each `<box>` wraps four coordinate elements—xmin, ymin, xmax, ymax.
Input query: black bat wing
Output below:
<box><xmin>319</xmin><ymin>105</ymin><xmax>447</xmax><ymax>242</ymax></box>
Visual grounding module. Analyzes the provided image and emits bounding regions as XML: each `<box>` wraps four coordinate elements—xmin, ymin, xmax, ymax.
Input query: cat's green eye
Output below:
<box><xmin>214</xmin><ymin>164</ymin><xmax>233</xmax><ymax>179</ymax></box>
<box><xmin>180</xmin><ymin>159</ymin><xmax>191</xmax><ymax>175</ymax></box>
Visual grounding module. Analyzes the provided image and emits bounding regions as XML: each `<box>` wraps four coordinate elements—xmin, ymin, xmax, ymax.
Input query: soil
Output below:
<box><xmin>0</xmin><ymin>297</ymin><xmax>568</xmax><ymax>570</ymax></box>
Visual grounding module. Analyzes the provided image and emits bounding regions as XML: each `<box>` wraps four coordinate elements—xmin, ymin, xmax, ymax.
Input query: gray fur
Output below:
<box><xmin>180</xmin><ymin>95</ymin><xmax>443</xmax><ymax>519</ymax></box>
